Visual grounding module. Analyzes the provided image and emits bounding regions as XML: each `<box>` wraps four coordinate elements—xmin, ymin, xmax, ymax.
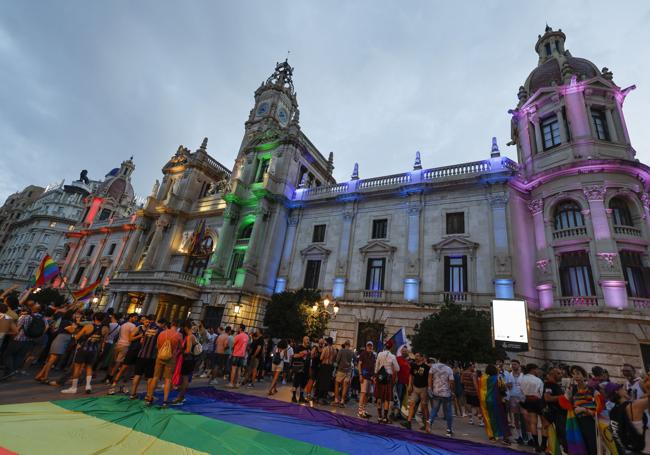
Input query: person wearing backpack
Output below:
<box><xmin>374</xmin><ymin>339</ymin><xmax>400</xmax><ymax>424</ymax></box>
<box><xmin>2</xmin><ymin>303</ymin><xmax>47</xmax><ymax>378</ymax></box>
<box><xmin>61</xmin><ymin>312</ymin><xmax>108</xmax><ymax>394</ymax></box>
<box><xmin>145</xmin><ymin>319</ymin><xmax>182</xmax><ymax>408</ymax></box>
<box><xmin>608</xmin><ymin>378</ymin><xmax>650</xmax><ymax>454</ymax></box>
<box><xmin>268</xmin><ymin>339</ymin><xmax>287</xmax><ymax>396</ymax></box>
<box><xmin>172</xmin><ymin>321</ymin><xmax>198</xmax><ymax>406</ymax></box>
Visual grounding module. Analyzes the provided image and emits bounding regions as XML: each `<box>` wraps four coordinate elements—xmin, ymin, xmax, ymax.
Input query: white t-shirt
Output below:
<box><xmin>106</xmin><ymin>322</ymin><xmax>120</xmax><ymax>344</ymax></box>
<box><xmin>520</xmin><ymin>373</ymin><xmax>544</xmax><ymax>398</ymax></box>
<box><xmin>506</xmin><ymin>371</ymin><xmax>525</xmax><ymax>400</ymax></box>
<box><xmin>284</xmin><ymin>345</ymin><xmax>294</xmax><ymax>363</ymax></box>
<box><xmin>203</xmin><ymin>332</ymin><xmax>216</xmax><ymax>352</ymax></box>
<box><xmin>375</xmin><ymin>350</ymin><xmax>400</xmax><ymax>375</ymax></box>
<box><xmin>429</xmin><ymin>363</ymin><xmax>454</xmax><ymax>397</ymax></box>
<box><xmin>116</xmin><ymin>321</ymin><xmax>136</xmax><ymax>348</ymax></box>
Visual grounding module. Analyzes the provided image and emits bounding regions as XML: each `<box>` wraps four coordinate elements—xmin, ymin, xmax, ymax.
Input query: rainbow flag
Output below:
<box><xmin>33</xmin><ymin>255</ymin><xmax>59</xmax><ymax>287</ymax></box>
<box><xmin>0</xmin><ymin>389</ymin><xmax>523</xmax><ymax>455</ymax></box>
<box><xmin>72</xmin><ymin>280</ymin><xmax>101</xmax><ymax>301</ymax></box>
<box><xmin>565</xmin><ymin>409</ymin><xmax>588</xmax><ymax>455</ymax></box>
<box><xmin>546</xmin><ymin>423</ymin><xmax>563</xmax><ymax>455</ymax></box>
<box><xmin>478</xmin><ymin>375</ymin><xmax>510</xmax><ymax>440</ymax></box>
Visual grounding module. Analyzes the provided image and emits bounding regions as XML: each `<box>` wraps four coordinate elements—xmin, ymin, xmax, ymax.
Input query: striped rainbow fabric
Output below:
<box><xmin>478</xmin><ymin>374</ymin><xmax>510</xmax><ymax>440</ymax></box>
<box><xmin>72</xmin><ymin>280</ymin><xmax>101</xmax><ymax>301</ymax></box>
<box><xmin>32</xmin><ymin>255</ymin><xmax>59</xmax><ymax>287</ymax></box>
<box><xmin>0</xmin><ymin>388</ymin><xmax>524</xmax><ymax>455</ymax></box>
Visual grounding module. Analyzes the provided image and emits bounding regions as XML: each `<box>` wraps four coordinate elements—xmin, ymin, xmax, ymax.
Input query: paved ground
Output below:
<box><xmin>0</xmin><ymin>369</ymin><xmax>532</xmax><ymax>453</ymax></box>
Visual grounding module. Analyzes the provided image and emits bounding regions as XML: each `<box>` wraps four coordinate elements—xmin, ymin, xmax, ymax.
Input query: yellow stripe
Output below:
<box><xmin>0</xmin><ymin>401</ymin><xmax>208</xmax><ymax>455</ymax></box>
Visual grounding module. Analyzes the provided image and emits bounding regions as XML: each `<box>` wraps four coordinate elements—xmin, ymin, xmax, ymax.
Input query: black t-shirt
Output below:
<box><xmin>292</xmin><ymin>345</ymin><xmax>308</xmax><ymax>367</ymax></box>
<box><xmin>411</xmin><ymin>362</ymin><xmax>429</xmax><ymax>388</ymax></box>
<box><xmin>544</xmin><ymin>381</ymin><xmax>564</xmax><ymax>413</ymax></box>
<box><xmin>250</xmin><ymin>337</ymin><xmax>264</xmax><ymax>360</ymax></box>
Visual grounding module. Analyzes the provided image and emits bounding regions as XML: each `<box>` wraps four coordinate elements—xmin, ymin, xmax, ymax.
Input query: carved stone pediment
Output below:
<box><xmin>432</xmin><ymin>236</ymin><xmax>479</xmax><ymax>260</ymax></box>
<box><xmin>359</xmin><ymin>240</ymin><xmax>397</xmax><ymax>258</ymax></box>
<box><xmin>300</xmin><ymin>244</ymin><xmax>331</xmax><ymax>259</ymax></box>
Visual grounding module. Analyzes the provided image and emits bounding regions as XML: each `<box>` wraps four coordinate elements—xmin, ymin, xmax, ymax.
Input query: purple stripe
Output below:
<box><xmin>188</xmin><ymin>388</ymin><xmax>524</xmax><ymax>455</ymax></box>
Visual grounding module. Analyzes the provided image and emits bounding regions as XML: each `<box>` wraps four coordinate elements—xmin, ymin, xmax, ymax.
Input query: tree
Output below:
<box><xmin>411</xmin><ymin>300</ymin><xmax>505</xmax><ymax>364</ymax></box>
<box><xmin>263</xmin><ymin>289</ymin><xmax>325</xmax><ymax>341</ymax></box>
<box><xmin>30</xmin><ymin>288</ymin><xmax>67</xmax><ymax>308</ymax></box>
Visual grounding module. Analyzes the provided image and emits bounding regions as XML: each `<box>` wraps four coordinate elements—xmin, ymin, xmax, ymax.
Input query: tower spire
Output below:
<box><xmin>351</xmin><ymin>163</ymin><xmax>359</xmax><ymax>180</ymax></box>
<box><xmin>413</xmin><ymin>151</ymin><xmax>422</xmax><ymax>170</ymax></box>
<box><xmin>491</xmin><ymin>137</ymin><xmax>500</xmax><ymax>158</ymax></box>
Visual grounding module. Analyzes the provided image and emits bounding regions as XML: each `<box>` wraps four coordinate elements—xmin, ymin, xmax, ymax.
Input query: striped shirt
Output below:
<box><xmin>138</xmin><ymin>324</ymin><xmax>161</xmax><ymax>359</ymax></box>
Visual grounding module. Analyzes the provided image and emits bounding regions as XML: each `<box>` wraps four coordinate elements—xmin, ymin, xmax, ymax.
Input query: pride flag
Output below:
<box><xmin>0</xmin><ymin>389</ymin><xmax>522</xmax><ymax>455</ymax></box>
<box><xmin>478</xmin><ymin>375</ymin><xmax>510</xmax><ymax>440</ymax></box>
<box><xmin>32</xmin><ymin>255</ymin><xmax>59</xmax><ymax>287</ymax></box>
<box><xmin>72</xmin><ymin>280</ymin><xmax>101</xmax><ymax>302</ymax></box>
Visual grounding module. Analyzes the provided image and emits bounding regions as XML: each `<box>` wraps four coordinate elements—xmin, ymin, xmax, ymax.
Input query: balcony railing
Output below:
<box><xmin>556</xmin><ymin>296</ymin><xmax>599</xmax><ymax>307</ymax></box>
<box><xmin>301</xmin><ymin>182</ymin><xmax>349</xmax><ymax>198</ymax></box>
<box><xmin>552</xmin><ymin>226</ymin><xmax>588</xmax><ymax>240</ymax></box>
<box><xmin>358</xmin><ymin>173</ymin><xmax>411</xmax><ymax>190</ymax></box>
<box><xmin>422</xmin><ymin>160</ymin><xmax>491</xmax><ymax>180</ymax></box>
<box><xmin>113</xmin><ymin>270</ymin><xmax>200</xmax><ymax>286</ymax></box>
<box><xmin>362</xmin><ymin>290</ymin><xmax>385</xmax><ymax>300</ymax></box>
<box><xmin>443</xmin><ymin>292</ymin><xmax>469</xmax><ymax>303</ymax></box>
<box><xmin>631</xmin><ymin>298</ymin><xmax>650</xmax><ymax>309</ymax></box>
<box><xmin>613</xmin><ymin>225</ymin><xmax>642</xmax><ymax>237</ymax></box>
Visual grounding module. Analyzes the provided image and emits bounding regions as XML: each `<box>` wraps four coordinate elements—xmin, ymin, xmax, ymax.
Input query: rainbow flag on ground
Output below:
<box><xmin>0</xmin><ymin>388</ymin><xmax>523</xmax><ymax>455</ymax></box>
<box><xmin>32</xmin><ymin>255</ymin><xmax>59</xmax><ymax>287</ymax></box>
<box><xmin>72</xmin><ymin>280</ymin><xmax>101</xmax><ymax>302</ymax></box>
<box><xmin>478</xmin><ymin>375</ymin><xmax>510</xmax><ymax>440</ymax></box>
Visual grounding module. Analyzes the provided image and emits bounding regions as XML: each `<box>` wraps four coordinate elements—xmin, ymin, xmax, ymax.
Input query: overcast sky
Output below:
<box><xmin>1</xmin><ymin>1</ymin><xmax>649</xmax><ymax>202</ymax></box>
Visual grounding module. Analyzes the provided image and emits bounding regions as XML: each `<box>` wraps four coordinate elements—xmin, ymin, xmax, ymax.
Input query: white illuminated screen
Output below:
<box><xmin>492</xmin><ymin>299</ymin><xmax>528</xmax><ymax>344</ymax></box>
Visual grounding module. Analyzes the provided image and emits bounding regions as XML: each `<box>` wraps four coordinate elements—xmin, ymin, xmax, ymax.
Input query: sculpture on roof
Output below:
<box><xmin>79</xmin><ymin>170</ymin><xmax>89</xmax><ymax>185</ymax></box>
<box><xmin>265</xmin><ymin>59</ymin><xmax>295</xmax><ymax>92</ymax></box>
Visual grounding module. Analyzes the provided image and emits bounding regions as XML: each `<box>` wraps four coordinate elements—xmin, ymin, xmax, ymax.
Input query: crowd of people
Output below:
<box><xmin>2</xmin><ymin>286</ymin><xmax>650</xmax><ymax>454</ymax></box>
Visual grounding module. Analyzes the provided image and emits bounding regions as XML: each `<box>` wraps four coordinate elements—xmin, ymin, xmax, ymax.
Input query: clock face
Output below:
<box><xmin>256</xmin><ymin>102</ymin><xmax>270</xmax><ymax>117</ymax></box>
<box><xmin>277</xmin><ymin>107</ymin><xmax>289</xmax><ymax>126</ymax></box>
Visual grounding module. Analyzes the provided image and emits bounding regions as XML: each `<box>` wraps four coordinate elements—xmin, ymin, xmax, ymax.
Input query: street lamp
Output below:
<box><xmin>310</xmin><ymin>296</ymin><xmax>340</xmax><ymax>319</ymax></box>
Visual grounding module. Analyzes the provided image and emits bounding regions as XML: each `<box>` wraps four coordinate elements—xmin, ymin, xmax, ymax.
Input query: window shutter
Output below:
<box><xmin>461</xmin><ymin>255</ymin><xmax>468</xmax><ymax>292</ymax></box>
<box><xmin>365</xmin><ymin>259</ymin><xmax>372</xmax><ymax>290</ymax></box>
<box><xmin>443</xmin><ymin>256</ymin><xmax>450</xmax><ymax>292</ymax></box>
<box><xmin>379</xmin><ymin>258</ymin><xmax>386</xmax><ymax>290</ymax></box>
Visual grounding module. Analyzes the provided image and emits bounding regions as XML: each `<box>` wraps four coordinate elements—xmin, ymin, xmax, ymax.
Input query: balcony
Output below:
<box><xmin>110</xmin><ymin>270</ymin><xmax>202</xmax><ymax>299</ymax></box>
<box><xmin>630</xmin><ymin>298</ymin><xmax>650</xmax><ymax>309</ymax></box>
<box><xmin>442</xmin><ymin>292</ymin><xmax>469</xmax><ymax>303</ymax></box>
<box><xmin>556</xmin><ymin>296</ymin><xmax>599</xmax><ymax>307</ymax></box>
<box><xmin>613</xmin><ymin>225</ymin><xmax>642</xmax><ymax>237</ymax></box>
<box><xmin>552</xmin><ymin>226</ymin><xmax>588</xmax><ymax>240</ymax></box>
<box><xmin>362</xmin><ymin>290</ymin><xmax>385</xmax><ymax>301</ymax></box>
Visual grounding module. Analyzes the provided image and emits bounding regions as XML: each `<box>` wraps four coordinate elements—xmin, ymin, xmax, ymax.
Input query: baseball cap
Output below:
<box><xmin>366</xmin><ymin>341</ymin><xmax>373</xmax><ymax>346</ymax></box>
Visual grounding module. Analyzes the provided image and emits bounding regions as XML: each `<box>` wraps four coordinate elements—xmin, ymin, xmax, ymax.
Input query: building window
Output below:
<box><xmin>254</xmin><ymin>158</ymin><xmax>270</xmax><ymax>183</ymax></box>
<box><xmin>73</xmin><ymin>267</ymin><xmax>85</xmax><ymax>285</ymax></box>
<box><xmin>371</xmin><ymin>219</ymin><xmax>388</xmax><ymax>239</ymax></box>
<box><xmin>239</xmin><ymin>224</ymin><xmax>253</xmax><ymax>240</ymax></box>
<box><xmin>108</xmin><ymin>243</ymin><xmax>117</xmax><ymax>255</ymax></box>
<box><xmin>554</xmin><ymin>200</ymin><xmax>584</xmax><ymax>230</ymax></box>
<box><xmin>446</xmin><ymin>212</ymin><xmax>465</xmax><ymax>234</ymax></box>
<box><xmin>541</xmin><ymin>115</ymin><xmax>561</xmax><ymax>150</ymax></box>
<box><xmin>312</xmin><ymin>224</ymin><xmax>326</xmax><ymax>243</ymax></box>
<box><xmin>444</xmin><ymin>256</ymin><xmax>467</xmax><ymax>293</ymax></box>
<box><xmin>544</xmin><ymin>42</ymin><xmax>552</xmax><ymax>56</ymax></box>
<box><xmin>99</xmin><ymin>209</ymin><xmax>112</xmax><ymax>221</ymax></box>
<box><xmin>591</xmin><ymin>109</ymin><xmax>610</xmax><ymax>141</ymax></box>
<box><xmin>303</xmin><ymin>260</ymin><xmax>321</xmax><ymax>289</ymax></box>
<box><xmin>609</xmin><ymin>197</ymin><xmax>633</xmax><ymax>226</ymax></box>
<box><xmin>86</xmin><ymin>245</ymin><xmax>95</xmax><ymax>257</ymax></box>
<box><xmin>620</xmin><ymin>251</ymin><xmax>650</xmax><ymax>298</ymax></box>
<box><xmin>365</xmin><ymin>258</ymin><xmax>386</xmax><ymax>291</ymax></box>
<box><xmin>97</xmin><ymin>266</ymin><xmax>107</xmax><ymax>282</ymax></box>
<box><xmin>227</xmin><ymin>250</ymin><xmax>245</xmax><ymax>282</ymax></box>
<box><xmin>559</xmin><ymin>252</ymin><xmax>595</xmax><ymax>297</ymax></box>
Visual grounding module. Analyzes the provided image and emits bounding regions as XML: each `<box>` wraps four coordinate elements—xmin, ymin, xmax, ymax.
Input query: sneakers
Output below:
<box><xmin>209</xmin><ymin>379</ymin><xmax>219</xmax><ymax>386</ymax></box>
<box><xmin>171</xmin><ymin>398</ymin><xmax>185</xmax><ymax>406</ymax></box>
<box><xmin>246</xmin><ymin>383</ymin><xmax>254</xmax><ymax>388</ymax></box>
<box><xmin>446</xmin><ymin>429</ymin><xmax>453</xmax><ymax>438</ymax></box>
<box><xmin>291</xmin><ymin>396</ymin><xmax>298</xmax><ymax>403</ymax></box>
<box><xmin>358</xmin><ymin>411</ymin><xmax>371</xmax><ymax>419</ymax></box>
<box><xmin>85</xmin><ymin>387</ymin><xmax>92</xmax><ymax>394</ymax></box>
<box><xmin>129</xmin><ymin>394</ymin><xmax>138</xmax><ymax>400</ymax></box>
<box><xmin>107</xmin><ymin>387</ymin><xmax>117</xmax><ymax>395</ymax></box>
<box><xmin>479</xmin><ymin>420</ymin><xmax>485</xmax><ymax>427</ymax></box>
<box><xmin>160</xmin><ymin>402</ymin><xmax>169</xmax><ymax>409</ymax></box>
<box><xmin>468</xmin><ymin>417</ymin><xmax>474</xmax><ymax>425</ymax></box>
<box><xmin>281</xmin><ymin>380</ymin><xmax>286</xmax><ymax>385</ymax></box>
<box><xmin>199</xmin><ymin>373</ymin><xmax>209</xmax><ymax>378</ymax></box>
<box><xmin>61</xmin><ymin>387</ymin><xmax>77</xmax><ymax>394</ymax></box>
<box><xmin>400</xmin><ymin>421</ymin><xmax>412</xmax><ymax>430</ymax></box>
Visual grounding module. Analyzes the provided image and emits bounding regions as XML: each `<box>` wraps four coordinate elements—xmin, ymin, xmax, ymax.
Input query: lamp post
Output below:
<box><xmin>310</xmin><ymin>296</ymin><xmax>340</xmax><ymax>319</ymax></box>
<box><xmin>232</xmin><ymin>290</ymin><xmax>243</xmax><ymax>323</ymax></box>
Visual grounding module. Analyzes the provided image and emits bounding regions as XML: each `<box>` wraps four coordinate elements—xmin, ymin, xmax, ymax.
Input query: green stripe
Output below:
<box><xmin>0</xmin><ymin>401</ymin><xmax>207</xmax><ymax>454</ymax></box>
<box><xmin>54</xmin><ymin>396</ymin><xmax>341</xmax><ymax>455</ymax></box>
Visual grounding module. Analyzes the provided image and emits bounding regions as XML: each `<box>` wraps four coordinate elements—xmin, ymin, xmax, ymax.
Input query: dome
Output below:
<box><xmin>525</xmin><ymin>57</ymin><xmax>599</xmax><ymax>93</ymax></box>
<box><xmin>106</xmin><ymin>168</ymin><xmax>119</xmax><ymax>177</ymax></box>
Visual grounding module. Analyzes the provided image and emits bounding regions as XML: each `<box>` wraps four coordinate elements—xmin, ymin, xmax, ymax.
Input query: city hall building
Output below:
<box><xmin>2</xmin><ymin>27</ymin><xmax>649</xmax><ymax>373</ymax></box>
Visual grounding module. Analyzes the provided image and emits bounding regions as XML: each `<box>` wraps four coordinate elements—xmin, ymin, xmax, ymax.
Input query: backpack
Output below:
<box><xmin>272</xmin><ymin>350</ymin><xmax>282</xmax><ymax>365</ymax></box>
<box><xmin>376</xmin><ymin>365</ymin><xmax>389</xmax><ymax>384</ymax></box>
<box><xmin>191</xmin><ymin>340</ymin><xmax>203</xmax><ymax>356</ymax></box>
<box><xmin>158</xmin><ymin>339</ymin><xmax>173</xmax><ymax>361</ymax></box>
<box><xmin>610</xmin><ymin>401</ymin><xmax>646</xmax><ymax>453</ymax></box>
<box><xmin>25</xmin><ymin>315</ymin><xmax>46</xmax><ymax>339</ymax></box>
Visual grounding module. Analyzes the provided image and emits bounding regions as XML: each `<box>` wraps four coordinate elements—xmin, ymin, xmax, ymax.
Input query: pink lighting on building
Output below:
<box><xmin>84</xmin><ymin>197</ymin><xmax>103</xmax><ymax>224</ymax></box>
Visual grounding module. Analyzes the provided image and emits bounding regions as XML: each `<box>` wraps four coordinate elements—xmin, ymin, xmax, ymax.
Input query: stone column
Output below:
<box><xmin>585</xmin><ymin>102</ymin><xmax>596</xmax><ymax>138</ymax></box>
<box><xmin>642</xmin><ymin>193</ymin><xmax>650</xmax><ymax>232</ymax></box>
<box><xmin>212</xmin><ymin>203</ymin><xmax>239</xmax><ymax>278</ymax></box>
<box><xmin>555</xmin><ymin>107</ymin><xmax>568</xmax><ymax>143</ymax></box>
<box><xmin>120</xmin><ymin>221</ymin><xmax>146</xmax><ymax>271</ymax></box>
<box><xmin>614</xmin><ymin>98</ymin><xmax>631</xmax><ymax>145</ymax></box>
<box><xmin>142</xmin><ymin>215</ymin><xmax>170</xmax><ymax>270</ymax></box>
<box><xmin>532</xmin><ymin>116</ymin><xmax>544</xmax><ymax>153</ymax></box>
<box><xmin>143</xmin><ymin>293</ymin><xmax>159</xmax><ymax>316</ymax></box>
<box><xmin>490</xmin><ymin>193</ymin><xmax>513</xmax><ymax>299</ymax></box>
<box><xmin>564</xmin><ymin>81</ymin><xmax>591</xmax><ymax>140</ymax></box>
<box><xmin>275</xmin><ymin>213</ymin><xmax>300</xmax><ymax>293</ymax></box>
<box><xmin>528</xmin><ymin>199</ymin><xmax>554</xmax><ymax>310</ymax></box>
<box><xmin>605</xmin><ymin>108</ymin><xmax>619</xmax><ymax>142</ymax></box>
<box><xmin>584</xmin><ymin>185</ymin><xmax>627</xmax><ymax>309</ymax></box>
<box><xmin>243</xmin><ymin>201</ymin><xmax>270</xmax><ymax>269</ymax></box>
<box><xmin>403</xmin><ymin>198</ymin><xmax>421</xmax><ymax>302</ymax></box>
<box><xmin>333</xmin><ymin>203</ymin><xmax>356</xmax><ymax>298</ymax></box>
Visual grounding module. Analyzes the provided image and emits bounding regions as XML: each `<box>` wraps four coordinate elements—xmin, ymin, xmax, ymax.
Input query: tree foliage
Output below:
<box><xmin>411</xmin><ymin>301</ymin><xmax>505</xmax><ymax>364</ymax></box>
<box><xmin>263</xmin><ymin>289</ymin><xmax>327</xmax><ymax>341</ymax></box>
<box><xmin>31</xmin><ymin>288</ymin><xmax>67</xmax><ymax>307</ymax></box>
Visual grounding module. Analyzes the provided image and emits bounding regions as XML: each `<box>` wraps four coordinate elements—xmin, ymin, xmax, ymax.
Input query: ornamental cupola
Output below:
<box><xmin>246</xmin><ymin>60</ymin><xmax>299</xmax><ymax>133</ymax></box>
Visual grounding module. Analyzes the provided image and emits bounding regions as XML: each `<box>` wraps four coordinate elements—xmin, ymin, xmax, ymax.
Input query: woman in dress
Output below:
<box><xmin>268</xmin><ymin>339</ymin><xmax>287</xmax><ymax>395</ymax></box>
<box><xmin>172</xmin><ymin>321</ymin><xmax>198</xmax><ymax>405</ymax></box>
<box><xmin>35</xmin><ymin>310</ymin><xmax>75</xmax><ymax>383</ymax></box>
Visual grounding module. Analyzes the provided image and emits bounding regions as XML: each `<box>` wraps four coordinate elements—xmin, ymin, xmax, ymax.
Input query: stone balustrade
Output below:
<box><xmin>631</xmin><ymin>298</ymin><xmax>650</xmax><ymax>309</ymax></box>
<box><xmin>556</xmin><ymin>296</ymin><xmax>599</xmax><ymax>307</ymax></box>
<box><xmin>358</xmin><ymin>173</ymin><xmax>411</xmax><ymax>190</ymax></box>
<box><xmin>613</xmin><ymin>225</ymin><xmax>642</xmax><ymax>237</ymax></box>
<box><xmin>552</xmin><ymin>226</ymin><xmax>588</xmax><ymax>240</ymax></box>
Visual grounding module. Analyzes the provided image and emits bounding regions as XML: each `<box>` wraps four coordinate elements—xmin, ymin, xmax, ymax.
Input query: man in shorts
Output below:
<box><xmin>228</xmin><ymin>323</ymin><xmax>248</xmax><ymax>388</ymax></box>
<box><xmin>333</xmin><ymin>340</ymin><xmax>353</xmax><ymax>407</ymax></box>
<box><xmin>129</xmin><ymin>315</ymin><xmax>160</xmax><ymax>399</ymax></box>
<box><xmin>357</xmin><ymin>341</ymin><xmax>376</xmax><ymax>419</ymax></box>
<box><xmin>210</xmin><ymin>326</ymin><xmax>229</xmax><ymax>385</ymax></box>
<box><xmin>402</xmin><ymin>352</ymin><xmax>429</xmax><ymax>430</ymax></box>
<box><xmin>146</xmin><ymin>319</ymin><xmax>182</xmax><ymax>407</ymax></box>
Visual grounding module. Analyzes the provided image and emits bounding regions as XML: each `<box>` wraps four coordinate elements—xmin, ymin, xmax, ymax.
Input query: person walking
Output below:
<box><xmin>61</xmin><ymin>312</ymin><xmax>108</xmax><ymax>394</ymax></box>
<box><xmin>462</xmin><ymin>363</ymin><xmax>482</xmax><ymax>425</ymax></box>
<box><xmin>333</xmin><ymin>340</ymin><xmax>353</xmax><ymax>407</ymax></box>
<box><xmin>129</xmin><ymin>315</ymin><xmax>160</xmax><ymax>399</ymax></box>
<box><xmin>374</xmin><ymin>340</ymin><xmax>399</xmax><ymax>424</ymax></box>
<box><xmin>291</xmin><ymin>336</ymin><xmax>310</xmax><ymax>403</ymax></box>
<box><xmin>145</xmin><ymin>319</ymin><xmax>182</xmax><ymax>407</ymax></box>
<box><xmin>427</xmin><ymin>358</ymin><xmax>455</xmax><ymax>437</ymax></box>
<box><xmin>35</xmin><ymin>310</ymin><xmax>74</xmax><ymax>383</ymax></box>
<box><xmin>317</xmin><ymin>337</ymin><xmax>335</xmax><ymax>405</ymax></box>
<box><xmin>268</xmin><ymin>339</ymin><xmax>287</xmax><ymax>395</ymax></box>
<box><xmin>357</xmin><ymin>341</ymin><xmax>376</xmax><ymax>419</ymax></box>
<box><xmin>228</xmin><ymin>324</ymin><xmax>248</xmax><ymax>388</ymax></box>
<box><xmin>172</xmin><ymin>321</ymin><xmax>198</xmax><ymax>405</ymax></box>
<box><xmin>401</xmin><ymin>351</ymin><xmax>429</xmax><ymax>430</ymax></box>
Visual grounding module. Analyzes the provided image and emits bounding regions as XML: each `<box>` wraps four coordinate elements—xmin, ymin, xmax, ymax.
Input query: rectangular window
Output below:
<box><xmin>371</xmin><ymin>219</ymin><xmax>388</xmax><ymax>239</ymax></box>
<box><xmin>73</xmin><ymin>267</ymin><xmax>85</xmax><ymax>285</ymax></box>
<box><xmin>312</xmin><ymin>224</ymin><xmax>326</xmax><ymax>243</ymax></box>
<box><xmin>446</xmin><ymin>212</ymin><xmax>465</xmax><ymax>234</ymax></box>
<box><xmin>620</xmin><ymin>251</ymin><xmax>649</xmax><ymax>298</ymax></box>
<box><xmin>86</xmin><ymin>245</ymin><xmax>95</xmax><ymax>257</ymax></box>
<box><xmin>227</xmin><ymin>250</ymin><xmax>245</xmax><ymax>282</ymax></box>
<box><xmin>365</xmin><ymin>258</ymin><xmax>386</xmax><ymax>290</ymax></box>
<box><xmin>98</xmin><ymin>209</ymin><xmax>112</xmax><ymax>221</ymax></box>
<box><xmin>541</xmin><ymin>116</ymin><xmax>561</xmax><ymax>150</ymax></box>
<box><xmin>559</xmin><ymin>252</ymin><xmax>595</xmax><ymax>296</ymax></box>
<box><xmin>255</xmin><ymin>158</ymin><xmax>269</xmax><ymax>183</ymax></box>
<box><xmin>444</xmin><ymin>256</ymin><xmax>467</xmax><ymax>292</ymax></box>
<box><xmin>96</xmin><ymin>266</ymin><xmax>107</xmax><ymax>282</ymax></box>
<box><xmin>303</xmin><ymin>259</ymin><xmax>321</xmax><ymax>289</ymax></box>
<box><xmin>108</xmin><ymin>243</ymin><xmax>116</xmax><ymax>255</ymax></box>
<box><xmin>591</xmin><ymin>110</ymin><xmax>610</xmax><ymax>141</ymax></box>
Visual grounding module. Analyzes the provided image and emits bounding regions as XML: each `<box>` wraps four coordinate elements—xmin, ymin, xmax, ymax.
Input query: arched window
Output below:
<box><xmin>609</xmin><ymin>197</ymin><xmax>633</xmax><ymax>226</ymax></box>
<box><xmin>554</xmin><ymin>200</ymin><xmax>584</xmax><ymax>230</ymax></box>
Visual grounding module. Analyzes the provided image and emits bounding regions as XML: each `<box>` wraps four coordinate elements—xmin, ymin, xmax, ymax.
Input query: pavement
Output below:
<box><xmin>0</xmin><ymin>369</ymin><xmax>533</xmax><ymax>453</ymax></box>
